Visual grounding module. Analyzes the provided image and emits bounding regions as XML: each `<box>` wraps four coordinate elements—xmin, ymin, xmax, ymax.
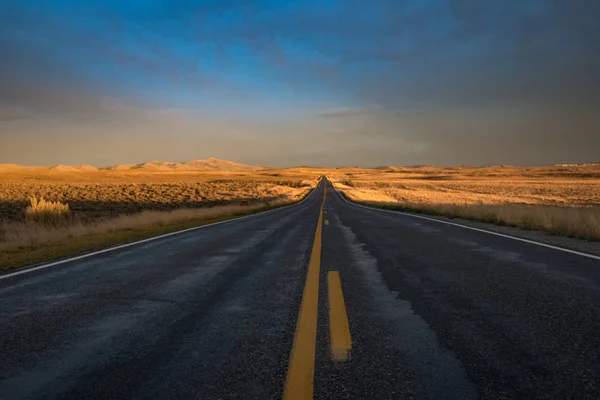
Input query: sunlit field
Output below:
<box><xmin>0</xmin><ymin>168</ymin><xmax>321</xmax><ymax>269</ymax></box>
<box><xmin>328</xmin><ymin>165</ymin><xmax>600</xmax><ymax>240</ymax></box>
<box><xmin>0</xmin><ymin>169</ymin><xmax>321</xmax><ymax>221</ymax></box>
<box><xmin>2</xmin><ymin>163</ymin><xmax>600</xmax><ymax>270</ymax></box>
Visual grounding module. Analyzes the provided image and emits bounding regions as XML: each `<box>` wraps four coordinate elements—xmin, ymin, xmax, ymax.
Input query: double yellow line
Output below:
<box><xmin>283</xmin><ymin>183</ymin><xmax>352</xmax><ymax>400</ymax></box>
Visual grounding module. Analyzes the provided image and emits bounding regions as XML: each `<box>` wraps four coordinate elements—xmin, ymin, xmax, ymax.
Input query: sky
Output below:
<box><xmin>1</xmin><ymin>0</ymin><xmax>599</xmax><ymax>167</ymax></box>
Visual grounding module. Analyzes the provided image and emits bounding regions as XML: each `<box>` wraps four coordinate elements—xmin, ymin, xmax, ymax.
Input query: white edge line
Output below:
<box><xmin>330</xmin><ymin>183</ymin><xmax>600</xmax><ymax>261</ymax></box>
<box><xmin>0</xmin><ymin>180</ymin><xmax>323</xmax><ymax>281</ymax></box>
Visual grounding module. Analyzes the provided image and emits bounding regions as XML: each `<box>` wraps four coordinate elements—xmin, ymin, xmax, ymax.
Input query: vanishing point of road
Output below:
<box><xmin>2</xmin><ymin>178</ymin><xmax>600</xmax><ymax>399</ymax></box>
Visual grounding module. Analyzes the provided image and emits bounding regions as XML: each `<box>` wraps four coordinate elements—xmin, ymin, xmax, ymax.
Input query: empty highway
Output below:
<box><xmin>2</xmin><ymin>178</ymin><xmax>600</xmax><ymax>399</ymax></box>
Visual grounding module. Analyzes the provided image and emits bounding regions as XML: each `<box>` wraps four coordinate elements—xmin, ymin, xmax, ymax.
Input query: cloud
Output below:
<box><xmin>0</xmin><ymin>0</ymin><xmax>599</xmax><ymax>166</ymax></box>
<box><xmin>0</xmin><ymin>106</ymin><xmax>37</xmax><ymax>122</ymax></box>
<box><xmin>318</xmin><ymin>107</ymin><xmax>374</xmax><ymax>118</ymax></box>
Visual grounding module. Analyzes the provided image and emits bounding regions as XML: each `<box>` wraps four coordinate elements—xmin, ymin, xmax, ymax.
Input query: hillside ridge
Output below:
<box><xmin>0</xmin><ymin>158</ymin><xmax>263</xmax><ymax>172</ymax></box>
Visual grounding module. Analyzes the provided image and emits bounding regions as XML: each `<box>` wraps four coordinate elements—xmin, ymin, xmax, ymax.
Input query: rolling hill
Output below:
<box><xmin>0</xmin><ymin>158</ymin><xmax>264</xmax><ymax>172</ymax></box>
<box><xmin>108</xmin><ymin>158</ymin><xmax>263</xmax><ymax>171</ymax></box>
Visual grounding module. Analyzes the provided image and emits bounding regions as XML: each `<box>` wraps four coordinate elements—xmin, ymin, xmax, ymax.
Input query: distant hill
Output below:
<box><xmin>374</xmin><ymin>166</ymin><xmax>403</xmax><ymax>171</ymax></box>
<box><xmin>0</xmin><ymin>163</ymin><xmax>29</xmax><ymax>171</ymax></box>
<box><xmin>0</xmin><ymin>163</ymin><xmax>94</xmax><ymax>172</ymax></box>
<box><xmin>106</xmin><ymin>158</ymin><xmax>263</xmax><ymax>171</ymax></box>
<box><xmin>49</xmin><ymin>164</ymin><xmax>99</xmax><ymax>172</ymax></box>
<box><xmin>185</xmin><ymin>158</ymin><xmax>262</xmax><ymax>171</ymax></box>
<box><xmin>110</xmin><ymin>163</ymin><xmax>137</xmax><ymax>170</ymax></box>
<box><xmin>555</xmin><ymin>162</ymin><xmax>600</xmax><ymax>167</ymax></box>
<box><xmin>0</xmin><ymin>158</ymin><xmax>263</xmax><ymax>172</ymax></box>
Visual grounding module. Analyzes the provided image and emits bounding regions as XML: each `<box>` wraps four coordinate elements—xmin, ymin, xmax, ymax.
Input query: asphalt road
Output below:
<box><xmin>2</xmin><ymin>178</ymin><xmax>600</xmax><ymax>399</ymax></box>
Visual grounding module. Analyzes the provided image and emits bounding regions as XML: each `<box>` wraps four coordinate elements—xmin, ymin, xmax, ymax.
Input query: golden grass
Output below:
<box><xmin>328</xmin><ymin>166</ymin><xmax>600</xmax><ymax>241</ymax></box>
<box><xmin>0</xmin><ymin>172</ymin><xmax>320</xmax><ymax>270</ymax></box>
<box><xmin>0</xmin><ymin>168</ymin><xmax>322</xmax><ymax>184</ymax></box>
<box><xmin>25</xmin><ymin>196</ymin><xmax>70</xmax><ymax>226</ymax></box>
<box><xmin>0</xmin><ymin>211</ymin><xmax>252</xmax><ymax>269</ymax></box>
<box><xmin>0</xmin><ymin>171</ymin><xmax>321</xmax><ymax>221</ymax></box>
<box><xmin>348</xmin><ymin>198</ymin><xmax>600</xmax><ymax>241</ymax></box>
<box><xmin>3</xmin><ymin>204</ymin><xmax>258</xmax><ymax>250</ymax></box>
<box><xmin>329</xmin><ymin>173</ymin><xmax>600</xmax><ymax>207</ymax></box>
<box><xmin>0</xmin><ymin>188</ymin><xmax>315</xmax><ymax>270</ymax></box>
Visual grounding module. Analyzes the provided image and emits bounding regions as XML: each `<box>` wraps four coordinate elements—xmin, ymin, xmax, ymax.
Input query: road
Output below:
<box><xmin>2</xmin><ymin>178</ymin><xmax>600</xmax><ymax>399</ymax></box>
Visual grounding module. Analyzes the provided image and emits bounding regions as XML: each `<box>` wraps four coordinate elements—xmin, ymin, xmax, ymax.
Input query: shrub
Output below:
<box><xmin>25</xmin><ymin>196</ymin><xmax>70</xmax><ymax>226</ymax></box>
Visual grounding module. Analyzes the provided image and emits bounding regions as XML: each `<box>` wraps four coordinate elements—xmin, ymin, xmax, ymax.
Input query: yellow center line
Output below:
<box><xmin>327</xmin><ymin>271</ymin><xmax>352</xmax><ymax>361</ymax></box>
<box><xmin>283</xmin><ymin>184</ymin><xmax>325</xmax><ymax>400</ymax></box>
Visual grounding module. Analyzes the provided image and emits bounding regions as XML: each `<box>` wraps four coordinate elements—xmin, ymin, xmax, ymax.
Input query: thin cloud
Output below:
<box><xmin>318</xmin><ymin>107</ymin><xmax>370</xmax><ymax>118</ymax></box>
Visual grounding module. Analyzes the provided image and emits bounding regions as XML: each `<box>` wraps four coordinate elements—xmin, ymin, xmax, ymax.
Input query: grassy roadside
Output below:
<box><xmin>337</xmin><ymin>191</ymin><xmax>600</xmax><ymax>241</ymax></box>
<box><xmin>0</xmin><ymin>191</ymin><xmax>314</xmax><ymax>271</ymax></box>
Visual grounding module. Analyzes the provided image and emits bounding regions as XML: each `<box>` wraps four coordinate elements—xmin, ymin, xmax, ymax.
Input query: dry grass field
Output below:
<box><xmin>328</xmin><ymin>165</ymin><xmax>600</xmax><ymax>240</ymax></box>
<box><xmin>0</xmin><ymin>169</ymin><xmax>320</xmax><ymax>221</ymax></box>
<box><xmin>2</xmin><ymin>162</ymin><xmax>599</xmax><ymax>270</ymax></box>
<box><xmin>0</xmin><ymin>168</ymin><xmax>321</xmax><ymax>269</ymax></box>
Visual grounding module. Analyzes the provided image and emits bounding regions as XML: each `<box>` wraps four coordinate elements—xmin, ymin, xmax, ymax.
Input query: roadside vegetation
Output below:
<box><xmin>25</xmin><ymin>196</ymin><xmax>71</xmax><ymax>225</ymax></box>
<box><xmin>4</xmin><ymin>162</ymin><xmax>599</xmax><ymax>270</ymax></box>
<box><xmin>0</xmin><ymin>171</ymin><xmax>320</xmax><ymax>270</ymax></box>
<box><xmin>328</xmin><ymin>165</ymin><xmax>600</xmax><ymax>241</ymax></box>
<box><xmin>0</xmin><ymin>174</ymin><xmax>318</xmax><ymax>221</ymax></box>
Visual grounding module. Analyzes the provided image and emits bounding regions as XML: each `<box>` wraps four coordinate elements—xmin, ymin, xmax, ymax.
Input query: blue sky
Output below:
<box><xmin>1</xmin><ymin>0</ymin><xmax>599</xmax><ymax>166</ymax></box>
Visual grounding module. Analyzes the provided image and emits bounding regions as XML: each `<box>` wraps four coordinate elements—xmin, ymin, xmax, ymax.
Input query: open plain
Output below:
<box><xmin>0</xmin><ymin>163</ymin><xmax>321</xmax><ymax>269</ymax></box>
<box><xmin>328</xmin><ymin>164</ymin><xmax>600</xmax><ymax>240</ymax></box>
<box><xmin>2</xmin><ymin>163</ymin><xmax>600</xmax><ymax>270</ymax></box>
